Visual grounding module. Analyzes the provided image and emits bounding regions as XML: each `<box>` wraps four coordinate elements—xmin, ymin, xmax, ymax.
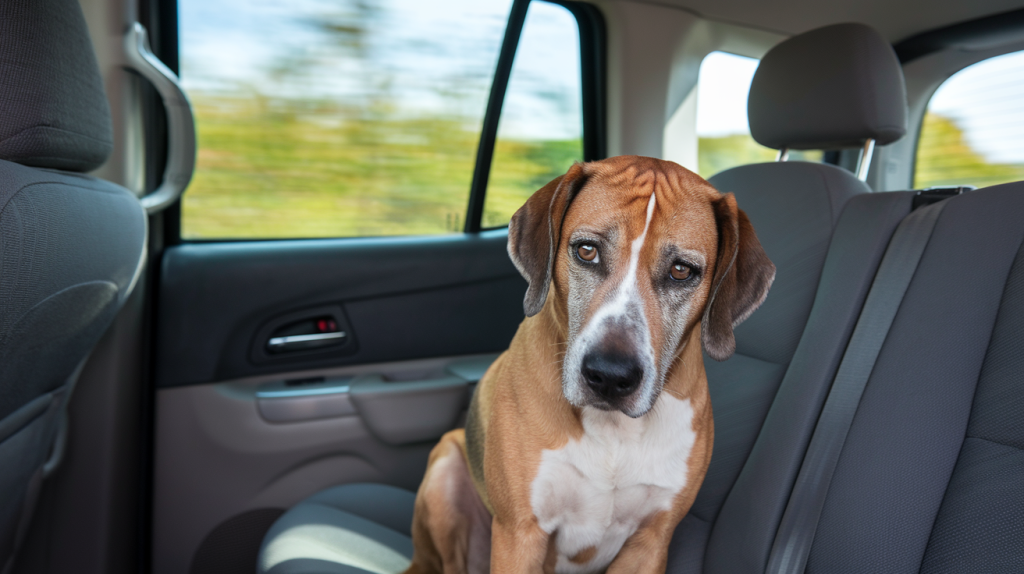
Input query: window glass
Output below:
<box><xmin>915</xmin><ymin>50</ymin><xmax>1024</xmax><ymax>189</ymax></box>
<box><xmin>695</xmin><ymin>51</ymin><xmax>819</xmax><ymax>179</ymax></box>
<box><xmin>179</xmin><ymin>0</ymin><xmax>513</xmax><ymax>239</ymax></box>
<box><xmin>482</xmin><ymin>1</ymin><xmax>583</xmax><ymax>229</ymax></box>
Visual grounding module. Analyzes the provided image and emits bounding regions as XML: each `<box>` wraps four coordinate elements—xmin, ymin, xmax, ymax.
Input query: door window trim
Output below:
<box><xmin>465</xmin><ymin>0</ymin><xmax>607</xmax><ymax>232</ymax></box>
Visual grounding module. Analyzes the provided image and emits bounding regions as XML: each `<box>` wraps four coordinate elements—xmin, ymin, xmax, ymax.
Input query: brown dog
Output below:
<box><xmin>406</xmin><ymin>156</ymin><xmax>774</xmax><ymax>574</ymax></box>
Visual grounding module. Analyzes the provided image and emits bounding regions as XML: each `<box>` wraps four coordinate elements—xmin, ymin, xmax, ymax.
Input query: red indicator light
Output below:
<box><xmin>316</xmin><ymin>318</ymin><xmax>338</xmax><ymax>333</ymax></box>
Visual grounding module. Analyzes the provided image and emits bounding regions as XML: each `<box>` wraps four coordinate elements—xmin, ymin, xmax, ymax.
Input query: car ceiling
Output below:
<box><xmin>659</xmin><ymin>0</ymin><xmax>1024</xmax><ymax>42</ymax></box>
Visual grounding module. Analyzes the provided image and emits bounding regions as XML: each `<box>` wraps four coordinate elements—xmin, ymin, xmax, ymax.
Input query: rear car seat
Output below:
<box><xmin>766</xmin><ymin>182</ymin><xmax>1024</xmax><ymax>572</ymax></box>
<box><xmin>669</xmin><ymin>23</ymin><xmax>909</xmax><ymax>571</ymax></box>
<box><xmin>256</xmin><ymin>23</ymin><xmax>910</xmax><ymax>574</ymax></box>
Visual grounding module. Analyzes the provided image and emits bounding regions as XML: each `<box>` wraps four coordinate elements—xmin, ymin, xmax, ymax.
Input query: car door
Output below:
<box><xmin>146</xmin><ymin>1</ymin><xmax>605</xmax><ymax>573</ymax></box>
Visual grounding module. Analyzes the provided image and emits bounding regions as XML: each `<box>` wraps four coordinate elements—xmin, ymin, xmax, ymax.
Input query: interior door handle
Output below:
<box><xmin>267</xmin><ymin>331</ymin><xmax>347</xmax><ymax>352</ymax></box>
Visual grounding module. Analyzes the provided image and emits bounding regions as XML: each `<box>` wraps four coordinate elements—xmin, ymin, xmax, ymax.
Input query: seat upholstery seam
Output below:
<box><xmin>0</xmin><ymin>124</ymin><xmax>113</xmax><ymax>147</ymax></box>
<box><xmin>724</xmin><ymin>351</ymin><xmax>785</xmax><ymax>368</ymax></box>
<box><xmin>302</xmin><ymin>501</ymin><xmax>411</xmax><ymax>539</ymax></box>
<box><xmin>963</xmin><ymin>435</ymin><xmax>1024</xmax><ymax>453</ymax></box>
<box><xmin>0</xmin><ymin>179</ymin><xmax>135</xmax><ymax>219</ymax></box>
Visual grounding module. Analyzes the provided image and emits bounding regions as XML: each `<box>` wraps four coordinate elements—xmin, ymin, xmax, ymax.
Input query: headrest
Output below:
<box><xmin>748</xmin><ymin>23</ymin><xmax>907</xmax><ymax>150</ymax></box>
<box><xmin>0</xmin><ymin>0</ymin><xmax>113</xmax><ymax>172</ymax></box>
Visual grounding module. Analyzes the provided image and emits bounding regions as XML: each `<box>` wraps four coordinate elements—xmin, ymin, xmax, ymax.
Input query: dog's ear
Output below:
<box><xmin>701</xmin><ymin>193</ymin><xmax>775</xmax><ymax>361</ymax></box>
<box><xmin>508</xmin><ymin>162</ymin><xmax>589</xmax><ymax>317</ymax></box>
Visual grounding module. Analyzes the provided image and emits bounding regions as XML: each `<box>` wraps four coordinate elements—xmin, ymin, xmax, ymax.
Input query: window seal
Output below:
<box><xmin>560</xmin><ymin>0</ymin><xmax>608</xmax><ymax>163</ymax></box>
<box><xmin>142</xmin><ymin>0</ymin><xmax>182</xmax><ymax>246</ymax></box>
<box><xmin>464</xmin><ymin>0</ymin><xmax>607</xmax><ymax>233</ymax></box>
<box><xmin>464</xmin><ymin>0</ymin><xmax>531</xmax><ymax>234</ymax></box>
<box><xmin>895</xmin><ymin>8</ymin><xmax>1024</xmax><ymax>64</ymax></box>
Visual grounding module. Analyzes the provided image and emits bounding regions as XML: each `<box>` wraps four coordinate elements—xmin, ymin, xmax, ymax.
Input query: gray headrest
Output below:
<box><xmin>0</xmin><ymin>0</ymin><xmax>113</xmax><ymax>172</ymax></box>
<box><xmin>748</xmin><ymin>23</ymin><xmax>907</xmax><ymax>150</ymax></box>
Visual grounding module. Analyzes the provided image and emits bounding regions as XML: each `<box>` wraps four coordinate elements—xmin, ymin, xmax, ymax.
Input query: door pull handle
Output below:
<box><xmin>267</xmin><ymin>331</ymin><xmax>347</xmax><ymax>352</ymax></box>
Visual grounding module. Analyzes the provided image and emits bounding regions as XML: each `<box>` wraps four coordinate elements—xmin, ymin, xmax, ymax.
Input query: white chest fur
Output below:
<box><xmin>530</xmin><ymin>394</ymin><xmax>697</xmax><ymax>573</ymax></box>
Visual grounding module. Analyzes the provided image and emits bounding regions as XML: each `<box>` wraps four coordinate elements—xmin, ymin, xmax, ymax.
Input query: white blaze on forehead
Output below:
<box><xmin>628</xmin><ymin>193</ymin><xmax>658</xmax><ymax>287</ymax></box>
<box><xmin>587</xmin><ymin>192</ymin><xmax>657</xmax><ymax>325</ymax></box>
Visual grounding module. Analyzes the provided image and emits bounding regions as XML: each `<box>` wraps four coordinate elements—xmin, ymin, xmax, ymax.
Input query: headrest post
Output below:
<box><xmin>775</xmin><ymin>148</ymin><xmax>789</xmax><ymax>162</ymax></box>
<box><xmin>855</xmin><ymin>139</ymin><xmax>876</xmax><ymax>181</ymax></box>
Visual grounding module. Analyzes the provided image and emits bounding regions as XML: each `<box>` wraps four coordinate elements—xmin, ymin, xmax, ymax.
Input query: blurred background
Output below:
<box><xmin>179</xmin><ymin>1</ymin><xmax>1024</xmax><ymax>239</ymax></box>
<box><xmin>179</xmin><ymin>0</ymin><xmax>582</xmax><ymax>239</ymax></box>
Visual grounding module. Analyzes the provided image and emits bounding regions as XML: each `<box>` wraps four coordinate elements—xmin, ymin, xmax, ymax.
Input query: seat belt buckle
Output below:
<box><xmin>912</xmin><ymin>185</ymin><xmax>975</xmax><ymax>209</ymax></box>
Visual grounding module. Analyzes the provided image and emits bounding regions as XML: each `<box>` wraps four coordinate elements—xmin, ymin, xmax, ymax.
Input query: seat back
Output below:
<box><xmin>667</xmin><ymin>23</ymin><xmax>911</xmax><ymax>572</ymax></box>
<box><xmin>800</xmin><ymin>183</ymin><xmax>1024</xmax><ymax>572</ymax></box>
<box><xmin>0</xmin><ymin>0</ymin><xmax>147</xmax><ymax>568</ymax></box>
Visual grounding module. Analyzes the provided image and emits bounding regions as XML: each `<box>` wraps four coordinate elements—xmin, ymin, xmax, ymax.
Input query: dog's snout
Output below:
<box><xmin>582</xmin><ymin>352</ymin><xmax>643</xmax><ymax>400</ymax></box>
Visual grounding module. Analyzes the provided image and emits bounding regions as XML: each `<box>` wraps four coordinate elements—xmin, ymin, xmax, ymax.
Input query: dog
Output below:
<box><xmin>406</xmin><ymin>156</ymin><xmax>775</xmax><ymax>574</ymax></box>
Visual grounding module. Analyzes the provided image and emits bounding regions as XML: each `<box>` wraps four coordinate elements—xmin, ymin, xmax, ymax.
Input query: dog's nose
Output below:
<box><xmin>581</xmin><ymin>352</ymin><xmax>643</xmax><ymax>399</ymax></box>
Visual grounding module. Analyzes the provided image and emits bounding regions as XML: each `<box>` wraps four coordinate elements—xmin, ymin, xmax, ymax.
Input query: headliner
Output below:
<box><xmin>654</xmin><ymin>0</ymin><xmax>1024</xmax><ymax>43</ymax></box>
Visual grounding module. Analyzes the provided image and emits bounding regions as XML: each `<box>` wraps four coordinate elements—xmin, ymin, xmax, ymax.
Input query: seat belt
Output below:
<box><xmin>765</xmin><ymin>198</ymin><xmax>950</xmax><ymax>574</ymax></box>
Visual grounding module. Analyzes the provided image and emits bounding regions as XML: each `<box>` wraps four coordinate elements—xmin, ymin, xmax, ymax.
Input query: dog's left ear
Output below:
<box><xmin>508</xmin><ymin>162</ymin><xmax>589</xmax><ymax>317</ymax></box>
<box><xmin>701</xmin><ymin>193</ymin><xmax>775</xmax><ymax>361</ymax></box>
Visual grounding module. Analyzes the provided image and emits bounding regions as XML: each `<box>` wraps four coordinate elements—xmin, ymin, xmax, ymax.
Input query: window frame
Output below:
<box><xmin>466</xmin><ymin>0</ymin><xmax>606</xmax><ymax>232</ymax></box>
<box><xmin>895</xmin><ymin>8</ymin><xmax>1024</xmax><ymax>190</ymax></box>
<box><xmin>153</xmin><ymin>0</ymin><xmax>605</xmax><ymax>243</ymax></box>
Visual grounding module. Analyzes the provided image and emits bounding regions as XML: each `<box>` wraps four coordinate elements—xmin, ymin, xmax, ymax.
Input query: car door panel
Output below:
<box><xmin>151</xmin><ymin>230</ymin><xmax>522</xmax><ymax>574</ymax></box>
<box><xmin>156</xmin><ymin>229</ymin><xmax>523</xmax><ymax>387</ymax></box>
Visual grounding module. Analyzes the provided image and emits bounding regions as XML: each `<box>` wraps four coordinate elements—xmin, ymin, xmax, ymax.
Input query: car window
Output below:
<box><xmin>695</xmin><ymin>51</ymin><xmax>820</xmax><ymax>179</ymax></box>
<box><xmin>482</xmin><ymin>1</ymin><xmax>583</xmax><ymax>229</ymax></box>
<box><xmin>178</xmin><ymin>0</ymin><xmax>514</xmax><ymax>239</ymax></box>
<box><xmin>915</xmin><ymin>49</ymin><xmax>1024</xmax><ymax>189</ymax></box>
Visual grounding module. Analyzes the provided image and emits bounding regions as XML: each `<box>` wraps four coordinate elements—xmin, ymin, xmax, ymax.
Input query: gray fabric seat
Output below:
<box><xmin>795</xmin><ymin>182</ymin><xmax>1024</xmax><ymax>572</ymax></box>
<box><xmin>258</xmin><ymin>484</ymin><xmax>415</xmax><ymax>574</ymax></box>
<box><xmin>258</xmin><ymin>22</ymin><xmax>910</xmax><ymax>573</ymax></box>
<box><xmin>0</xmin><ymin>0</ymin><xmax>147</xmax><ymax>569</ymax></box>
<box><xmin>670</xmin><ymin>22</ymin><xmax>910</xmax><ymax>572</ymax></box>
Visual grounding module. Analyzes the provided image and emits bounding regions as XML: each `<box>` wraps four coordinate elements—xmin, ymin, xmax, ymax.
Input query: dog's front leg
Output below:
<box><xmin>605</xmin><ymin>510</ymin><xmax>683</xmax><ymax>574</ymax></box>
<box><xmin>490</xmin><ymin>517</ymin><xmax>555</xmax><ymax>574</ymax></box>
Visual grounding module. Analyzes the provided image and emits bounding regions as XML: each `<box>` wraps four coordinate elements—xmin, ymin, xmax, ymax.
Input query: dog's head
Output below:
<box><xmin>508</xmin><ymin>156</ymin><xmax>775</xmax><ymax>417</ymax></box>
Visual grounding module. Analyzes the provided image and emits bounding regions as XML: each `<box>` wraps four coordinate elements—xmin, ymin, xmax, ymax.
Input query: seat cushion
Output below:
<box><xmin>259</xmin><ymin>484</ymin><xmax>416</xmax><ymax>574</ymax></box>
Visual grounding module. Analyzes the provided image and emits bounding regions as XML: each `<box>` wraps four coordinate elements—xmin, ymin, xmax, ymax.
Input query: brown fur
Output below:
<box><xmin>405</xmin><ymin>156</ymin><xmax>773</xmax><ymax>574</ymax></box>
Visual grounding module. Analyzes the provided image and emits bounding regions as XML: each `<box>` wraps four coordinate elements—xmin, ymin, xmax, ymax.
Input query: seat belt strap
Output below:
<box><xmin>765</xmin><ymin>198</ymin><xmax>949</xmax><ymax>574</ymax></box>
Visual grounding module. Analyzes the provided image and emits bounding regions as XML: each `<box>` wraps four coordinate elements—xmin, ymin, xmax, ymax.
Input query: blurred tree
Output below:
<box><xmin>915</xmin><ymin>112</ymin><xmax>1024</xmax><ymax>188</ymax></box>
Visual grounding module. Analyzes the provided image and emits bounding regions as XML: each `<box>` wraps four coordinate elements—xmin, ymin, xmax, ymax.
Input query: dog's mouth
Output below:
<box><xmin>575</xmin><ymin>386</ymin><xmax>658</xmax><ymax>418</ymax></box>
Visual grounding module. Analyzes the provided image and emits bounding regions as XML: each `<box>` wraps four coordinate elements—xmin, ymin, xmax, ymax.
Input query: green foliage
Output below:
<box><xmin>188</xmin><ymin>98</ymin><xmax>1023</xmax><ymax>241</ymax></box>
<box><xmin>484</xmin><ymin>137</ymin><xmax>581</xmax><ymax>228</ymax></box>
<box><xmin>915</xmin><ymin>112</ymin><xmax>1024</xmax><ymax>189</ymax></box>
<box><xmin>696</xmin><ymin>134</ymin><xmax>775</xmax><ymax>179</ymax></box>
<box><xmin>182</xmin><ymin>95</ymin><xmax>579</xmax><ymax>239</ymax></box>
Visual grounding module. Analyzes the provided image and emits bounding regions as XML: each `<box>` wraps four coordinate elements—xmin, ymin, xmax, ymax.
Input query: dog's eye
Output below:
<box><xmin>577</xmin><ymin>244</ymin><xmax>599</xmax><ymax>262</ymax></box>
<box><xmin>670</xmin><ymin>263</ymin><xmax>694</xmax><ymax>281</ymax></box>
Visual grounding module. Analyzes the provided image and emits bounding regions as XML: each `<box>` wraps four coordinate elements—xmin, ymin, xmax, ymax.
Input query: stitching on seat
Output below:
<box><xmin>965</xmin><ymin>435</ymin><xmax>1024</xmax><ymax>453</ymax></box>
